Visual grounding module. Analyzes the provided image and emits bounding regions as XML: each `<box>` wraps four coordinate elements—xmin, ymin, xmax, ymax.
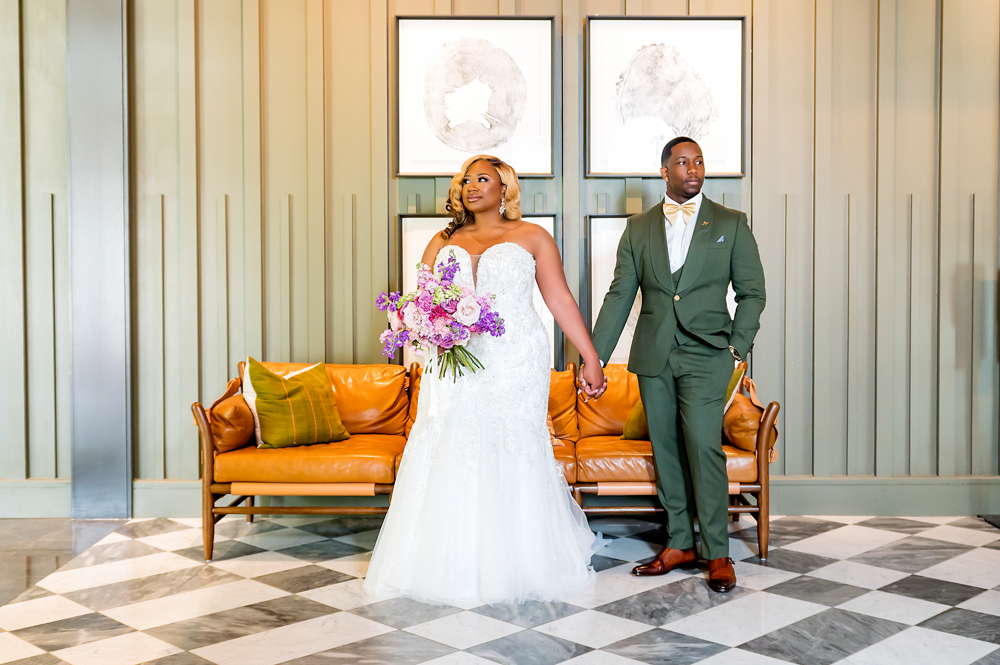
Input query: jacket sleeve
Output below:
<box><xmin>591</xmin><ymin>220</ymin><xmax>640</xmax><ymax>365</ymax></box>
<box><xmin>728</xmin><ymin>212</ymin><xmax>766</xmax><ymax>359</ymax></box>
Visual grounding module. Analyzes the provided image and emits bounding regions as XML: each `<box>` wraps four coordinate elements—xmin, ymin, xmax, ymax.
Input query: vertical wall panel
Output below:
<box><xmin>939</xmin><ymin>0</ymin><xmax>999</xmax><ymax>476</ymax></box>
<box><xmin>938</xmin><ymin>0</ymin><xmax>999</xmax><ymax>477</ymax></box>
<box><xmin>754</xmin><ymin>0</ymin><xmax>814</xmax><ymax>475</ymax></box>
<box><xmin>23</xmin><ymin>0</ymin><xmax>69</xmax><ymax>479</ymax></box>
<box><xmin>876</xmin><ymin>0</ymin><xmax>940</xmax><ymax>477</ymax></box>
<box><xmin>0</xmin><ymin>0</ymin><xmax>28</xmax><ymax>481</ymax></box>
<box><xmin>198</xmin><ymin>0</ymin><xmax>245</xmax><ymax>392</ymax></box>
<box><xmin>242</xmin><ymin>0</ymin><xmax>265</xmax><ymax>362</ymax></box>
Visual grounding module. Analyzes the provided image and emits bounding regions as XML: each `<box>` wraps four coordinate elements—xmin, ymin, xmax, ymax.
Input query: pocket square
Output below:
<box><xmin>716</xmin><ymin>235</ymin><xmax>725</xmax><ymax>243</ymax></box>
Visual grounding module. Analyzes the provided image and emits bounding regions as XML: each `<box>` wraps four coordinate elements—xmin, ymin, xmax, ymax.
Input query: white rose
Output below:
<box><xmin>453</xmin><ymin>295</ymin><xmax>482</xmax><ymax>326</ymax></box>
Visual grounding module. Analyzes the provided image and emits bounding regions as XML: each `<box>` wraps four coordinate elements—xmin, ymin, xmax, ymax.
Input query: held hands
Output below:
<box><xmin>577</xmin><ymin>361</ymin><xmax>608</xmax><ymax>402</ymax></box>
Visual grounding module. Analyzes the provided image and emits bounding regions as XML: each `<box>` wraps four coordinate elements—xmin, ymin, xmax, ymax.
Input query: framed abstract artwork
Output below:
<box><xmin>397</xmin><ymin>214</ymin><xmax>562</xmax><ymax>369</ymax></box>
<box><xmin>586</xmin><ymin>17</ymin><xmax>745</xmax><ymax>177</ymax></box>
<box><xmin>396</xmin><ymin>17</ymin><xmax>554</xmax><ymax>177</ymax></box>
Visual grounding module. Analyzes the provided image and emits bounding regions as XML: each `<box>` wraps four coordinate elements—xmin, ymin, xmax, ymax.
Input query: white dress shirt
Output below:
<box><xmin>663</xmin><ymin>192</ymin><xmax>703</xmax><ymax>273</ymax></box>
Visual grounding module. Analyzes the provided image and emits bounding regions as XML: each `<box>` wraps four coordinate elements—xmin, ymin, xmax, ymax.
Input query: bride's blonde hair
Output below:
<box><xmin>441</xmin><ymin>154</ymin><xmax>521</xmax><ymax>239</ymax></box>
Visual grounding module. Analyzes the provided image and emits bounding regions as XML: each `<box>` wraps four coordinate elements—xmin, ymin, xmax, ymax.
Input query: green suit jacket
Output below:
<box><xmin>591</xmin><ymin>196</ymin><xmax>766</xmax><ymax>377</ymax></box>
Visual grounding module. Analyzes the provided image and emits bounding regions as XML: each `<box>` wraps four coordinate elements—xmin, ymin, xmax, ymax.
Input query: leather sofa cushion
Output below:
<box><xmin>549</xmin><ymin>368</ymin><xmax>580</xmax><ymax>441</ymax></box>
<box><xmin>210</xmin><ymin>393</ymin><xmax>255</xmax><ymax>453</ymax></box>
<box><xmin>214</xmin><ymin>433</ymin><xmax>405</xmax><ymax>484</ymax></box>
<box><xmin>553</xmin><ymin>438</ymin><xmax>577</xmax><ymax>484</ymax></box>
<box><xmin>249</xmin><ymin>362</ymin><xmax>408</xmax><ymax>436</ymax></box>
<box><xmin>576</xmin><ymin>436</ymin><xmax>757</xmax><ymax>484</ymax></box>
<box><xmin>577</xmin><ymin>364</ymin><xmax>641</xmax><ymax>438</ymax></box>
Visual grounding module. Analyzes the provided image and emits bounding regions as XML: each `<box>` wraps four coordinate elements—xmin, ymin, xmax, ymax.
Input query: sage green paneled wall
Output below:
<box><xmin>0</xmin><ymin>1</ymin><xmax>997</xmax><ymax>508</ymax></box>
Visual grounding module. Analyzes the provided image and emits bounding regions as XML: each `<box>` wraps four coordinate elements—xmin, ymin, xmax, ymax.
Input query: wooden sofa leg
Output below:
<box><xmin>203</xmin><ymin>494</ymin><xmax>215</xmax><ymax>562</ymax></box>
<box><xmin>246</xmin><ymin>496</ymin><xmax>254</xmax><ymax>523</ymax></box>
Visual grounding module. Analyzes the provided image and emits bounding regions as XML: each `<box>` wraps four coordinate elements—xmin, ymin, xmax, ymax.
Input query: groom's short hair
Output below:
<box><xmin>661</xmin><ymin>136</ymin><xmax>698</xmax><ymax>167</ymax></box>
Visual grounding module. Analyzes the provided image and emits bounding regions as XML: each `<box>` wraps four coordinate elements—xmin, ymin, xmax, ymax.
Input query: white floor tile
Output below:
<box><xmin>803</xmin><ymin>516</ymin><xmax>875</xmax><ymax>525</ymax></box>
<box><xmin>37</xmin><ymin>552</ymin><xmax>200</xmax><ymax>594</ymax></box>
<box><xmin>333</xmin><ymin>528</ymin><xmax>381</xmax><ymax>550</ymax></box>
<box><xmin>562</xmin><ymin>651</ymin><xmax>648</xmax><ymax>664</ymax></box>
<box><xmin>102</xmin><ymin>579</ymin><xmax>288</xmax><ymax>630</ymax></box>
<box><xmin>263</xmin><ymin>516</ymin><xmax>334</xmax><ymax>528</ymax></box>
<box><xmin>421</xmin><ymin>653</ymin><xmax>499</xmax><ymax>665</ymax></box>
<box><xmin>0</xmin><ymin>633</ymin><xmax>45</xmax><ymax>664</ymax></box>
<box><xmin>405</xmin><ymin>610</ymin><xmax>523</xmax><ymax>650</ymax></box>
<box><xmin>917</xmin><ymin>547</ymin><xmax>1000</xmax><ymax>589</ymax></box>
<box><xmin>234</xmin><ymin>527</ymin><xmax>327</xmax><ymax>551</ymax></box>
<box><xmin>449</xmin><ymin>597</ymin><xmax>485</xmax><ymax>610</ymax></box>
<box><xmin>192</xmin><ymin>612</ymin><xmax>394</xmax><ymax>665</ymax></box>
<box><xmin>957</xmin><ymin>590</ymin><xmax>1000</xmax><ymax>617</ymax></box>
<box><xmin>317</xmin><ymin>551</ymin><xmax>371</xmax><ymax>579</ymax></box>
<box><xmin>92</xmin><ymin>532</ymin><xmax>130</xmax><ymax>547</ymax></box>
<box><xmin>532</xmin><ymin>609</ymin><xmax>652</xmax><ymax>649</ymax></box>
<box><xmin>807</xmin><ymin>560</ymin><xmax>909</xmax><ymax>590</ymax></box>
<box><xmin>907</xmin><ymin>516</ymin><xmax>967</xmax><ymax>525</ymax></box>
<box><xmin>666</xmin><ymin>591</ymin><xmax>826</xmax><ymax>647</ymax></box>
<box><xmin>733</xmin><ymin>562</ymin><xmax>801</xmax><ymax>591</ymax></box>
<box><xmin>838</xmin><ymin>626</ymin><xmax>997</xmax><ymax>665</ymax></box>
<box><xmin>0</xmin><ymin>594</ymin><xmax>91</xmax><ymax>630</ymax></box>
<box><xmin>555</xmin><ymin>563</ymin><xmax>687</xmax><ymax>609</ymax></box>
<box><xmin>598</xmin><ymin>537</ymin><xmax>661</xmax><ymax>563</ymax></box>
<box><xmin>837</xmin><ymin>590</ymin><xmax>949</xmax><ymax>625</ymax></box>
<box><xmin>300</xmin><ymin>578</ymin><xmax>394</xmax><ymax>610</ymax></box>
<box><xmin>209</xmin><ymin>551</ymin><xmax>309</xmax><ymax>578</ymax></box>
<box><xmin>781</xmin><ymin>525</ymin><xmax>908</xmax><ymax>560</ymax></box>
<box><xmin>170</xmin><ymin>517</ymin><xmax>204</xmax><ymax>528</ymax></box>
<box><xmin>137</xmin><ymin>528</ymin><xmax>229</xmax><ymax>552</ymax></box>
<box><xmin>54</xmin><ymin>632</ymin><xmax>182</xmax><ymax>665</ymax></box>
<box><xmin>696</xmin><ymin>650</ymin><xmax>792</xmax><ymax>665</ymax></box>
<box><xmin>917</xmin><ymin>525</ymin><xmax>1000</xmax><ymax>547</ymax></box>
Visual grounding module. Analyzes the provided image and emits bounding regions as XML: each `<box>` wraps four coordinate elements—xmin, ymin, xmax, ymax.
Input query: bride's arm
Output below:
<box><xmin>531</xmin><ymin>229</ymin><xmax>606</xmax><ymax>396</ymax></box>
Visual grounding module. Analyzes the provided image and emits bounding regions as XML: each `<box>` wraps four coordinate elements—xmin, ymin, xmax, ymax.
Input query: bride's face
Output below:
<box><xmin>461</xmin><ymin>160</ymin><xmax>506</xmax><ymax>215</ymax></box>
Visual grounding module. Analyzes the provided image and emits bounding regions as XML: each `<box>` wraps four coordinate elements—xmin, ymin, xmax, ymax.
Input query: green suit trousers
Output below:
<box><xmin>637</xmin><ymin>338</ymin><xmax>733</xmax><ymax>560</ymax></box>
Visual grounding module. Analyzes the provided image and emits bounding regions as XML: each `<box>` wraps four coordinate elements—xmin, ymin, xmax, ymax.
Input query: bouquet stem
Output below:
<box><xmin>435</xmin><ymin>345</ymin><xmax>485</xmax><ymax>382</ymax></box>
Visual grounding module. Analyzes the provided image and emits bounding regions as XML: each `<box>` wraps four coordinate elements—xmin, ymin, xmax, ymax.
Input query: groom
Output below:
<box><xmin>583</xmin><ymin>137</ymin><xmax>765</xmax><ymax>592</ymax></box>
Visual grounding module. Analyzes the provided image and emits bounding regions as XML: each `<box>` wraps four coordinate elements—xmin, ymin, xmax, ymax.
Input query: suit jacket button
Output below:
<box><xmin>674</xmin><ymin>295</ymin><xmax>680</xmax><ymax>301</ymax></box>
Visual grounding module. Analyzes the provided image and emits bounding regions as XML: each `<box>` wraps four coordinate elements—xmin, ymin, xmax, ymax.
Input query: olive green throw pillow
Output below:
<box><xmin>243</xmin><ymin>357</ymin><xmax>350</xmax><ymax>449</ymax></box>
<box><xmin>621</xmin><ymin>364</ymin><xmax>746</xmax><ymax>441</ymax></box>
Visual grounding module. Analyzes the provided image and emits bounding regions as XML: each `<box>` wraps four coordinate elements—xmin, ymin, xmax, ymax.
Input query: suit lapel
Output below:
<box><xmin>647</xmin><ymin>198</ymin><xmax>674</xmax><ymax>292</ymax></box>
<box><xmin>676</xmin><ymin>196</ymin><xmax>715</xmax><ymax>293</ymax></box>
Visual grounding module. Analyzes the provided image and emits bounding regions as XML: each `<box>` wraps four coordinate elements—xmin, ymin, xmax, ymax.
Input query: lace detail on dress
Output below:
<box><xmin>363</xmin><ymin>242</ymin><xmax>600</xmax><ymax>605</ymax></box>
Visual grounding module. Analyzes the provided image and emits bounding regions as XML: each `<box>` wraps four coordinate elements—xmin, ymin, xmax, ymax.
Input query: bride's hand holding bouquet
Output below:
<box><xmin>376</xmin><ymin>252</ymin><xmax>505</xmax><ymax>381</ymax></box>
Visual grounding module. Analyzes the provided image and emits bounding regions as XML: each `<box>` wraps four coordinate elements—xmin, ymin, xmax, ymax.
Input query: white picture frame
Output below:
<box><xmin>396</xmin><ymin>17</ymin><xmax>554</xmax><ymax>177</ymax></box>
<box><xmin>586</xmin><ymin>17</ymin><xmax>744</xmax><ymax>177</ymax></box>
<box><xmin>398</xmin><ymin>215</ymin><xmax>561</xmax><ymax>369</ymax></box>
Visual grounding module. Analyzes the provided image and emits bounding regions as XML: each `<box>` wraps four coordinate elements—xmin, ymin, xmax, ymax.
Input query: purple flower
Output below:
<box><xmin>416</xmin><ymin>291</ymin><xmax>434</xmax><ymax>311</ymax></box>
<box><xmin>436</xmin><ymin>254</ymin><xmax>460</xmax><ymax>284</ymax></box>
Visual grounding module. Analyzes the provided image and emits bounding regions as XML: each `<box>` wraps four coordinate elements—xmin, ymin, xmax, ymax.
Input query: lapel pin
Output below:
<box><xmin>701</xmin><ymin>221</ymin><xmax>708</xmax><ymax>226</ymax></box>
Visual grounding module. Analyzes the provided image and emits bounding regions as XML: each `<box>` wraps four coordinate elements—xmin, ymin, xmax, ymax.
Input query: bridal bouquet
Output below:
<box><xmin>375</xmin><ymin>252</ymin><xmax>505</xmax><ymax>381</ymax></box>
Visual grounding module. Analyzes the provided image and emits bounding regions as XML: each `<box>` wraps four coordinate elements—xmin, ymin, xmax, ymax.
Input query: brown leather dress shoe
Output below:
<box><xmin>707</xmin><ymin>557</ymin><xmax>737</xmax><ymax>593</ymax></box>
<box><xmin>631</xmin><ymin>547</ymin><xmax>698</xmax><ymax>577</ymax></box>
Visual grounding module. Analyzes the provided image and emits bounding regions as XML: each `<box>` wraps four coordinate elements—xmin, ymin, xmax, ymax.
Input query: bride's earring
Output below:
<box><xmin>499</xmin><ymin>200</ymin><xmax>506</xmax><ymax>216</ymax></box>
<box><xmin>499</xmin><ymin>188</ymin><xmax>506</xmax><ymax>216</ymax></box>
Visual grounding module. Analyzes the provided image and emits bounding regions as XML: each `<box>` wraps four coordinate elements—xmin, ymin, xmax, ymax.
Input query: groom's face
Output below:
<box><xmin>659</xmin><ymin>142</ymin><xmax>705</xmax><ymax>202</ymax></box>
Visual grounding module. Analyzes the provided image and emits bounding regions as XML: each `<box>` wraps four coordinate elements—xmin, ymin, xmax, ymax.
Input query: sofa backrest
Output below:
<box><xmin>549</xmin><ymin>367</ymin><xmax>580</xmax><ymax>441</ymax></box>
<box><xmin>245</xmin><ymin>362</ymin><xmax>409</xmax><ymax>436</ymax></box>
<box><xmin>577</xmin><ymin>364</ymin><xmax>641</xmax><ymax>438</ymax></box>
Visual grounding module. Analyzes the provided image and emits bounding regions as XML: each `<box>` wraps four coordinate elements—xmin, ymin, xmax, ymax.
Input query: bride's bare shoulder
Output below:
<box><xmin>421</xmin><ymin>232</ymin><xmax>449</xmax><ymax>267</ymax></box>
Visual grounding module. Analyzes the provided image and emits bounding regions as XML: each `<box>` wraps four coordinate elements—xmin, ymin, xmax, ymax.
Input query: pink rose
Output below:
<box><xmin>454</xmin><ymin>295</ymin><xmax>482</xmax><ymax>326</ymax></box>
<box><xmin>402</xmin><ymin>302</ymin><xmax>425</xmax><ymax>330</ymax></box>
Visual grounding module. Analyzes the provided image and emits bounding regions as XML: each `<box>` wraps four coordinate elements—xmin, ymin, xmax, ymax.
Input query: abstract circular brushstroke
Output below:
<box><xmin>615</xmin><ymin>43</ymin><xmax>717</xmax><ymax>139</ymax></box>
<box><xmin>423</xmin><ymin>38</ymin><xmax>527</xmax><ymax>152</ymax></box>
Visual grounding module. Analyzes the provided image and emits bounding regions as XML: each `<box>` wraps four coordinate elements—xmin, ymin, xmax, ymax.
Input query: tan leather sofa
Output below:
<box><xmin>192</xmin><ymin>361</ymin><xmax>778</xmax><ymax>561</ymax></box>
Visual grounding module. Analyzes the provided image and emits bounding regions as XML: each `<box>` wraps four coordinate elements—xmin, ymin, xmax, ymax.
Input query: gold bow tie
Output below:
<box><xmin>663</xmin><ymin>200</ymin><xmax>697</xmax><ymax>226</ymax></box>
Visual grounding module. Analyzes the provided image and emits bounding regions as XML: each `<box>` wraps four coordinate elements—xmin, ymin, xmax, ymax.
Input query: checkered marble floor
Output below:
<box><xmin>2</xmin><ymin>514</ymin><xmax>1000</xmax><ymax>665</ymax></box>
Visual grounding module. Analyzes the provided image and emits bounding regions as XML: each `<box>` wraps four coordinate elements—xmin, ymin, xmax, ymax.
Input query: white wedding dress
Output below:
<box><xmin>364</xmin><ymin>242</ymin><xmax>600</xmax><ymax>605</ymax></box>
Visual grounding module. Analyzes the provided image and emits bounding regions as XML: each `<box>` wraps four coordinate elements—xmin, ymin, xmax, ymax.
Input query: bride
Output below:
<box><xmin>364</xmin><ymin>155</ymin><xmax>609</xmax><ymax>605</ymax></box>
